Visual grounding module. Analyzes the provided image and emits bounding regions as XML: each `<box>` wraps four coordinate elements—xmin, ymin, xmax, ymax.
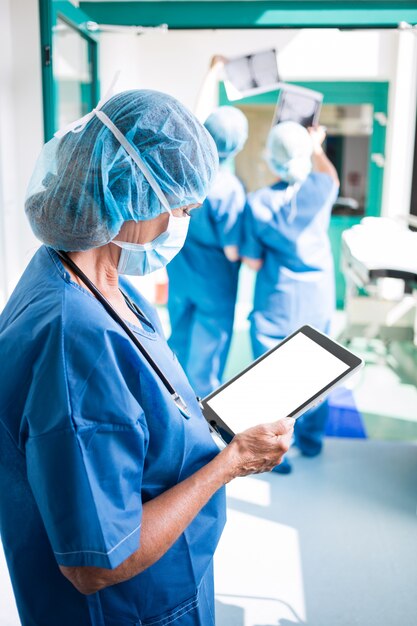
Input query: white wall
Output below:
<box><xmin>0</xmin><ymin>0</ymin><xmax>43</xmax><ymax>307</ymax></box>
<box><xmin>100</xmin><ymin>28</ymin><xmax>398</xmax><ymax>108</ymax></box>
<box><xmin>100</xmin><ymin>27</ymin><xmax>417</xmax><ymax>219</ymax></box>
<box><xmin>383</xmin><ymin>30</ymin><xmax>417</xmax><ymax>219</ymax></box>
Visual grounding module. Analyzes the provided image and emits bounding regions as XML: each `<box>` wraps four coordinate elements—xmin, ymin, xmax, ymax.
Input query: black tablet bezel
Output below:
<box><xmin>201</xmin><ymin>325</ymin><xmax>362</xmax><ymax>442</ymax></box>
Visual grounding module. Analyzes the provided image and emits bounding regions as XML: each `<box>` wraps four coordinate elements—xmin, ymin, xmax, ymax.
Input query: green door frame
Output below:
<box><xmin>80</xmin><ymin>1</ymin><xmax>417</xmax><ymax>30</ymax></box>
<box><xmin>40</xmin><ymin>1</ymin><xmax>394</xmax><ymax>306</ymax></box>
<box><xmin>219</xmin><ymin>80</ymin><xmax>389</xmax><ymax>307</ymax></box>
<box><xmin>39</xmin><ymin>0</ymin><xmax>100</xmax><ymax>141</ymax></box>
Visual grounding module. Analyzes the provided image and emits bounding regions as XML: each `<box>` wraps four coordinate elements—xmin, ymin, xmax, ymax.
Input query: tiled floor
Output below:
<box><xmin>214</xmin><ymin>438</ymin><xmax>417</xmax><ymax>626</ymax></box>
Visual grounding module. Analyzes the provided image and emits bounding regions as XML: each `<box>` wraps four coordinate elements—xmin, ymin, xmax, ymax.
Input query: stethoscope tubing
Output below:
<box><xmin>56</xmin><ymin>250</ymin><xmax>190</xmax><ymax>418</ymax></box>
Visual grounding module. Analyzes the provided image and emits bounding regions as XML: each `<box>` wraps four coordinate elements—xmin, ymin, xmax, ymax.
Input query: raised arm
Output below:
<box><xmin>194</xmin><ymin>55</ymin><xmax>228</xmax><ymax>122</ymax></box>
<box><xmin>309</xmin><ymin>126</ymin><xmax>340</xmax><ymax>185</ymax></box>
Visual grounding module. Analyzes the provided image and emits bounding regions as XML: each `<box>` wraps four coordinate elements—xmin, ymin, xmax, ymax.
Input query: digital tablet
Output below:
<box><xmin>201</xmin><ymin>325</ymin><xmax>363</xmax><ymax>443</ymax></box>
<box><xmin>273</xmin><ymin>83</ymin><xmax>323</xmax><ymax>128</ymax></box>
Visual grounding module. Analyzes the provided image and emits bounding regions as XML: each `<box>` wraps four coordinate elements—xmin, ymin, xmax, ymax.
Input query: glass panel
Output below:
<box><xmin>322</xmin><ymin>104</ymin><xmax>373</xmax><ymax>216</ymax></box>
<box><xmin>53</xmin><ymin>17</ymin><xmax>93</xmax><ymax>129</ymax></box>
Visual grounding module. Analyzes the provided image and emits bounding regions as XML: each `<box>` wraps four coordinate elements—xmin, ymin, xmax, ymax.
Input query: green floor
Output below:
<box><xmin>351</xmin><ymin>339</ymin><xmax>417</xmax><ymax>441</ymax></box>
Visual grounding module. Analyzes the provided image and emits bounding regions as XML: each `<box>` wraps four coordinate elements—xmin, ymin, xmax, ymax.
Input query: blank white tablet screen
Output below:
<box><xmin>207</xmin><ymin>332</ymin><xmax>350</xmax><ymax>432</ymax></box>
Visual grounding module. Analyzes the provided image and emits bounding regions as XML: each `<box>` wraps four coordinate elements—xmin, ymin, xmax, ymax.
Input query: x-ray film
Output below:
<box><xmin>273</xmin><ymin>84</ymin><xmax>323</xmax><ymax>128</ymax></box>
<box><xmin>224</xmin><ymin>49</ymin><xmax>280</xmax><ymax>100</ymax></box>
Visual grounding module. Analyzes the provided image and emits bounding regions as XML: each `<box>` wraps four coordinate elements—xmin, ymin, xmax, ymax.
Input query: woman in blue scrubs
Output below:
<box><xmin>0</xmin><ymin>90</ymin><xmax>293</xmax><ymax>626</ymax></box>
<box><xmin>167</xmin><ymin>106</ymin><xmax>248</xmax><ymax>398</ymax></box>
<box><xmin>241</xmin><ymin>122</ymin><xmax>339</xmax><ymax>473</ymax></box>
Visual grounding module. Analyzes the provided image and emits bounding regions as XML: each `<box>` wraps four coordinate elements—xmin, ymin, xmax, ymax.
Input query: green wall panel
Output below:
<box><xmin>80</xmin><ymin>1</ymin><xmax>417</xmax><ymax>29</ymax></box>
<box><xmin>39</xmin><ymin>0</ymin><xmax>100</xmax><ymax>140</ymax></box>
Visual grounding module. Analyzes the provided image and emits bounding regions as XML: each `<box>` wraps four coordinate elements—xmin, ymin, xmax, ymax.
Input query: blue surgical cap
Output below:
<box><xmin>204</xmin><ymin>106</ymin><xmax>248</xmax><ymax>162</ymax></box>
<box><xmin>25</xmin><ymin>90</ymin><xmax>218</xmax><ymax>251</ymax></box>
<box><xmin>265</xmin><ymin>121</ymin><xmax>313</xmax><ymax>184</ymax></box>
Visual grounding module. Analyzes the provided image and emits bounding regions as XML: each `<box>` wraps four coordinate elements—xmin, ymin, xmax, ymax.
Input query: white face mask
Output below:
<box><xmin>86</xmin><ymin>109</ymin><xmax>191</xmax><ymax>276</ymax></box>
<box><xmin>113</xmin><ymin>213</ymin><xmax>190</xmax><ymax>276</ymax></box>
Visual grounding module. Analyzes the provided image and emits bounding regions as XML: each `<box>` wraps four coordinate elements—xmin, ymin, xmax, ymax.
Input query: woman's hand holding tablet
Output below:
<box><xmin>216</xmin><ymin>418</ymin><xmax>295</xmax><ymax>480</ymax></box>
<box><xmin>202</xmin><ymin>325</ymin><xmax>363</xmax><ymax>445</ymax></box>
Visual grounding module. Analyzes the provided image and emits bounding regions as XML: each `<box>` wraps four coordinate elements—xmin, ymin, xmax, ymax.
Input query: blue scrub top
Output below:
<box><xmin>241</xmin><ymin>173</ymin><xmax>339</xmax><ymax>338</ymax></box>
<box><xmin>167</xmin><ymin>168</ymin><xmax>245</xmax><ymax>315</ymax></box>
<box><xmin>0</xmin><ymin>246</ymin><xmax>226</xmax><ymax>626</ymax></box>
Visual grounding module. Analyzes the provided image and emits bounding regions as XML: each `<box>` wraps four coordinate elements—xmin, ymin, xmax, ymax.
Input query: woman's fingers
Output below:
<box><xmin>227</xmin><ymin>417</ymin><xmax>296</xmax><ymax>478</ymax></box>
<box><xmin>270</xmin><ymin>417</ymin><xmax>295</xmax><ymax>436</ymax></box>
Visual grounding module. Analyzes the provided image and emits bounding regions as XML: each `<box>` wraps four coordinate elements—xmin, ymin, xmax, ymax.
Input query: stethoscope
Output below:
<box><xmin>56</xmin><ymin>250</ymin><xmax>193</xmax><ymax>420</ymax></box>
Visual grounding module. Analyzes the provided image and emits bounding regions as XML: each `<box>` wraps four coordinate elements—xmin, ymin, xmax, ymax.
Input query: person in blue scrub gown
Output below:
<box><xmin>167</xmin><ymin>106</ymin><xmax>248</xmax><ymax>398</ymax></box>
<box><xmin>0</xmin><ymin>90</ymin><xmax>293</xmax><ymax>626</ymax></box>
<box><xmin>241</xmin><ymin>122</ymin><xmax>340</xmax><ymax>473</ymax></box>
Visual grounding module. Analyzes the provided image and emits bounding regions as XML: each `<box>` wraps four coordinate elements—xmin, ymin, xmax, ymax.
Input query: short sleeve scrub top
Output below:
<box><xmin>0</xmin><ymin>246</ymin><xmax>226</xmax><ymax>626</ymax></box>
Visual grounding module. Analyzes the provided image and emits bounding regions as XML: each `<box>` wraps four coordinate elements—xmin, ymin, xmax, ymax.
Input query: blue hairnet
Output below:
<box><xmin>204</xmin><ymin>106</ymin><xmax>248</xmax><ymax>162</ymax></box>
<box><xmin>265</xmin><ymin>121</ymin><xmax>313</xmax><ymax>184</ymax></box>
<box><xmin>25</xmin><ymin>90</ymin><xmax>218</xmax><ymax>251</ymax></box>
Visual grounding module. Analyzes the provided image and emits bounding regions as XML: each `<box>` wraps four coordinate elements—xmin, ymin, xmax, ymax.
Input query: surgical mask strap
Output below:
<box><xmin>94</xmin><ymin>109</ymin><xmax>172</xmax><ymax>214</ymax></box>
<box><xmin>286</xmin><ymin>182</ymin><xmax>301</xmax><ymax>223</ymax></box>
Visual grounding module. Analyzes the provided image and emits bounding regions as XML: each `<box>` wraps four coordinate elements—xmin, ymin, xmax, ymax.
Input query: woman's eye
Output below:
<box><xmin>183</xmin><ymin>208</ymin><xmax>191</xmax><ymax>217</ymax></box>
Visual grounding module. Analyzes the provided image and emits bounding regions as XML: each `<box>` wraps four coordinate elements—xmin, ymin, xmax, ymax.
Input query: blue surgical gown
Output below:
<box><xmin>241</xmin><ymin>173</ymin><xmax>338</xmax><ymax>346</ymax></box>
<box><xmin>0</xmin><ymin>246</ymin><xmax>226</xmax><ymax>626</ymax></box>
<box><xmin>241</xmin><ymin>173</ymin><xmax>339</xmax><ymax>456</ymax></box>
<box><xmin>167</xmin><ymin>168</ymin><xmax>245</xmax><ymax>397</ymax></box>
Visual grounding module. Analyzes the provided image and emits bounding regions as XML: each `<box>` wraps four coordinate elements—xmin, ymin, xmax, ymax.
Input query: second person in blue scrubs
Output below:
<box><xmin>241</xmin><ymin>122</ymin><xmax>340</xmax><ymax>473</ymax></box>
<box><xmin>168</xmin><ymin>106</ymin><xmax>248</xmax><ymax>398</ymax></box>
